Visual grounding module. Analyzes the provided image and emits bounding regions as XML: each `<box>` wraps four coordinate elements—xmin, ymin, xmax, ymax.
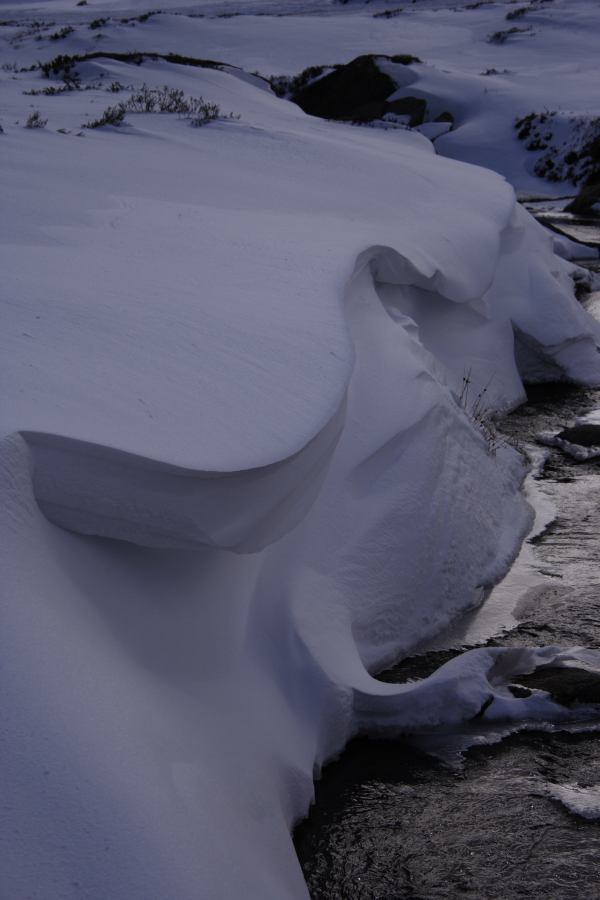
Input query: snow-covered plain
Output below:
<box><xmin>2</xmin><ymin>1</ymin><xmax>600</xmax><ymax>897</ymax></box>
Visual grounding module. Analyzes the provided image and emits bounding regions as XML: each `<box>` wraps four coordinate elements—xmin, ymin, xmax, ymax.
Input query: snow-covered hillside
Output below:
<box><xmin>2</xmin><ymin>1</ymin><xmax>600</xmax><ymax>898</ymax></box>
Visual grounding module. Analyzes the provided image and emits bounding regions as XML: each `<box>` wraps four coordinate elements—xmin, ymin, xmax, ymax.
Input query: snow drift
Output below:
<box><xmin>2</xmin><ymin>6</ymin><xmax>600</xmax><ymax>899</ymax></box>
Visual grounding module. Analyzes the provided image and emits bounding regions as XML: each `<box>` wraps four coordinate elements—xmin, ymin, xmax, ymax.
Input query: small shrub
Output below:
<box><xmin>40</xmin><ymin>53</ymin><xmax>77</xmax><ymax>77</ymax></box>
<box><xmin>156</xmin><ymin>86</ymin><xmax>187</xmax><ymax>112</ymax></box>
<box><xmin>458</xmin><ymin>372</ymin><xmax>503</xmax><ymax>456</ymax></box>
<box><xmin>82</xmin><ymin>84</ymin><xmax>228</xmax><ymax>129</ymax></box>
<box><xmin>84</xmin><ymin>103</ymin><xmax>125</xmax><ymax>128</ymax></box>
<box><xmin>121</xmin><ymin>84</ymin><xmax>223</xmax><ymax>122</ymax></box>
<box><xmin>25</xmin><ymin>73</ymin><xmax>80</xmax><ymax>95</ymax></box>
<box><xmin>25</xmin><ymin>110</ymin><xmax>47</xmax><ymax>128</ymax></box>
<box><xmin>487</xmin><ymin>26</ymin><xmax>531</xmax><ymax>43</ymax></box>
<box><xmin>63</xmin><ymin>71</ymin><xmax>81</xmax><ymax>89</ymax></box>
<box><xmin>125</xmin><ymin>84</ymin><xmax>189</xmax><ymax>113</ymax></box>
<box><xmin>137</xmin><ymin>10</ymin><xmax>161</xmax><ymax>22</ymax></box>
<box><xmin>506</xmin><ymin>5</ymin><xmax>529</xmax><ymax>19</ymax></box>
<box><xmin>185</xmin><ymin>99</ymin><xmax>220</xmax><ymax>127</ymax></box>
<box><xmin>373</xmin><ymin>7</ymin><xmax>403</xmax><ymax>18</ymax></box>
<box><xmin>89</xmin><ymin>17</ymin><xmax>109</xmax><ymax>29</ymax></box>
<box><xmin>49</xmin><ymin>25</ymin><xmax>74</xmax><ymax>40</ymax></box>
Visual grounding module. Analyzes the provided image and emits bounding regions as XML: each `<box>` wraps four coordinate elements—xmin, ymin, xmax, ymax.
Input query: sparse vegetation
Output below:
<box><xmin>506</xmin><ymin>6</ymin><xmax>529</xmax><ymax>20</ymax></box>
<box><xmin>89</xmin><ymin>17</ymin><xmax>109</xmax><ymax>30</ymax></box>
<box><xmin>137</xmin><ymin>10</ymin><xmax>160</xmax><ymax>22</ymax></box>
<box><xmin>40</xmin><ymin>53</ymin><xmax>79</xmax><ymax>77</ymax></box>
<box><xmin>83</xmin><ymin>85</ymin><xmax>228</xmax><ymax>129</ymax></box>
<box><xmin>84</xmin><ymin>104</ymin><xmax>126</xmax><ymax>128</ymax></box>
<box><xmin>186</xmin><ymin>99</ymin><xmax>221</xmax><ymax>127</ymax></box>
<box><xmin>488</xmin><ymin>26</ymin><xmax>532</xmax><ymax>43</ymax></box>
<box><xmin>516</xmin><ymin>111</ymin><xmax>600</xmax><ymax>185</ymax></box>
<box><xmin>120</xmin><ymin>10</ymin><xmax>162</xmax><ymax>24</ymax></box>
<box><xmin>123</xmin><ymin>85</ymin><xmax>222</xmax><ymax>121</ymax></box>
<box><xmin>373</xmin><ymin>7</ymin><xmax>403</xmax><ymax>19</ymax></box>
<box><xmin>24</xmin><ymin>110</ymin><xmax>47</xmax><ymax>128</ymax></box>
<box><xmin>49</xmin><ymin>26</ymin><xmax>74</xmax><ymax>41</ymax></box>
<box><xmin>459</xmin><ymin>372</ymin><xmax>505</xmax><ymax>457</ymax></box>
<box><xmin>125</xmin><ymin>84</ymin><xmax>188</xmax><ymax>113</ymax></box>
<box><xmin>39</xmin><ymin>50</ymin><xmax>224</xmax><ymax>79</ymax></box>
<box><xmin>25</xmin><ymin>72</ymin><xmax>81</xmax><ymax>95</ymax></box>
<box><xmin>481</xmin><ymin>67</ymin><xmax>512</xmax><ymax>76</ymax></box>
<box><xmin>25</xmin><ymin>84</ymin><xmax>69</xmax><ymax>95</ymax></box>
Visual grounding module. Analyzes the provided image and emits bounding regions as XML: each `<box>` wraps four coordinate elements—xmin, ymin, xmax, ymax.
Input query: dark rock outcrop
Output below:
<box><xmin>556</xmin><ymin>424</ymin><xmax>600</xmax><ymax>447</ymax></box>
<box><xmin>291</xmin><ymin>54</ymin><xmax>422</xmax><ymax>124</ymax></box>
<box><xmin>517</xmin><ymin>666</ymin><xmax>600</xmax><ymax>707</ymax></box>
<box><xmin>565</xmin><ymin>178</ymin><xmax>600</xmax><ymax>217</ymax></box>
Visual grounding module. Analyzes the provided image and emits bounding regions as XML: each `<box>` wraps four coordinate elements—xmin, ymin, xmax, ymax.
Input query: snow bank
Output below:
<box><xmin>546</xmin><ymin>782</ymin><xmax>600</xmax><ymax>821</ymax></box>
<box><xmin>3</xmin><ymin>6</ymin><xmax>600</xmax><ymax>899</ymax></box>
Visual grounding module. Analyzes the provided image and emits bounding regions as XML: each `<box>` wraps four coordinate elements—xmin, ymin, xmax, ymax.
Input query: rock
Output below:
<box><xmin>517</xmin><ymin>666</ymin><xmax>600</xmax><ymax>707</ymax></box>
<box><xmin>565</xmin><ymin>179</ymin><xmax>600</xmax><ymax>217</ymax></box>
<box><xmin>291</xmin><ymin>54</ymin><xmax>421</xmax><ymax>124</ymax></box>
<box><xmin>386</xmin><ymin>96</ymin><xmax>427</xmax><ymax>126</ymax></box>
<box><xmin>292</xmin><ymin>55</ymin><xmax>396</xmax><ymax>122</ymax></box>
<box><xmin>556</xmin><ymin>424</ymin><xmax>600</xmax><ymax>447</ymax></box>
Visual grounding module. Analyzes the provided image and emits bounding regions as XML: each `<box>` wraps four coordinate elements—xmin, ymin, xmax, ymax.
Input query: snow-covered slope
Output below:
<box><xmin>2</xmin><ymin>3</ymin><xmax>600</xmax><ymax>899</ymax></box>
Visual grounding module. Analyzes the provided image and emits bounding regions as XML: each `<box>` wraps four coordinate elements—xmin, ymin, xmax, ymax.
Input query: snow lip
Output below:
<box><xmin>20</xmin><ymin>399</ymin><xmax>346</xmax><ymax>550</ymax></box>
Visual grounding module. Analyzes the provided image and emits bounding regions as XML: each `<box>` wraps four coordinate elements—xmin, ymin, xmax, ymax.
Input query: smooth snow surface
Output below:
<box><xmin>3</xmin><ymin>2</ymin><xmax>600</xmax><ymax>898</ymax></box>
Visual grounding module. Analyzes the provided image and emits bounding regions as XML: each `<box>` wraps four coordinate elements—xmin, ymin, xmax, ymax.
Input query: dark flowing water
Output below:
<box><xmin>295</xmin><ymin>236</ymin><xmax>600</xmax><ymax>899</ymax></box>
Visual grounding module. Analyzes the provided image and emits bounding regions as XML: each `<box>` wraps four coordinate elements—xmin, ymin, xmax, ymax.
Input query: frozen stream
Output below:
<box><xmin>294</xmin><ymin>245</ymin><xmax>600</xmax><ymax>899</ymax></box>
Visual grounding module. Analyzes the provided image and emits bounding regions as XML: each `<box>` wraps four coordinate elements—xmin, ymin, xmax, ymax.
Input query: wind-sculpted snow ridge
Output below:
<box><xmin>22</xmin><ymin>411</ymin><xmax>345</xmax><ymax>551</ymax></box>
<box><xmin>3</xmin><ymin>24</ymin><xmax>600</xmax><ymax>900</ymax></box>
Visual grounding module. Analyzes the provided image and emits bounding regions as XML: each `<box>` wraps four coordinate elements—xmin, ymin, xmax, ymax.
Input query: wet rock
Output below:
<box><xmin>508</xmin><ymin>684</ymin><xmax>532</xmax><ymax>698</ymax></box>
<box><xmin>556</xmin><ymin>424</ymin><xmax>600</xmax><ymax>447</ymax></box>
<box><xmin>517</xmin><ymin>666</ymin><xmax>600</xmax><ymax>707</ymax></box>
<box><xmin>565</xmin><ymin>179</ymin><xmax>600</xmax><ymax>217</ymax></box>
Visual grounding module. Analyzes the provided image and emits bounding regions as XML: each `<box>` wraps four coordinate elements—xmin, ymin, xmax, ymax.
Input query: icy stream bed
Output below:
<box><xmin>295</xmin><ymin>382</ymin><xmax>600</xmax><ymax>899</ymax></box>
